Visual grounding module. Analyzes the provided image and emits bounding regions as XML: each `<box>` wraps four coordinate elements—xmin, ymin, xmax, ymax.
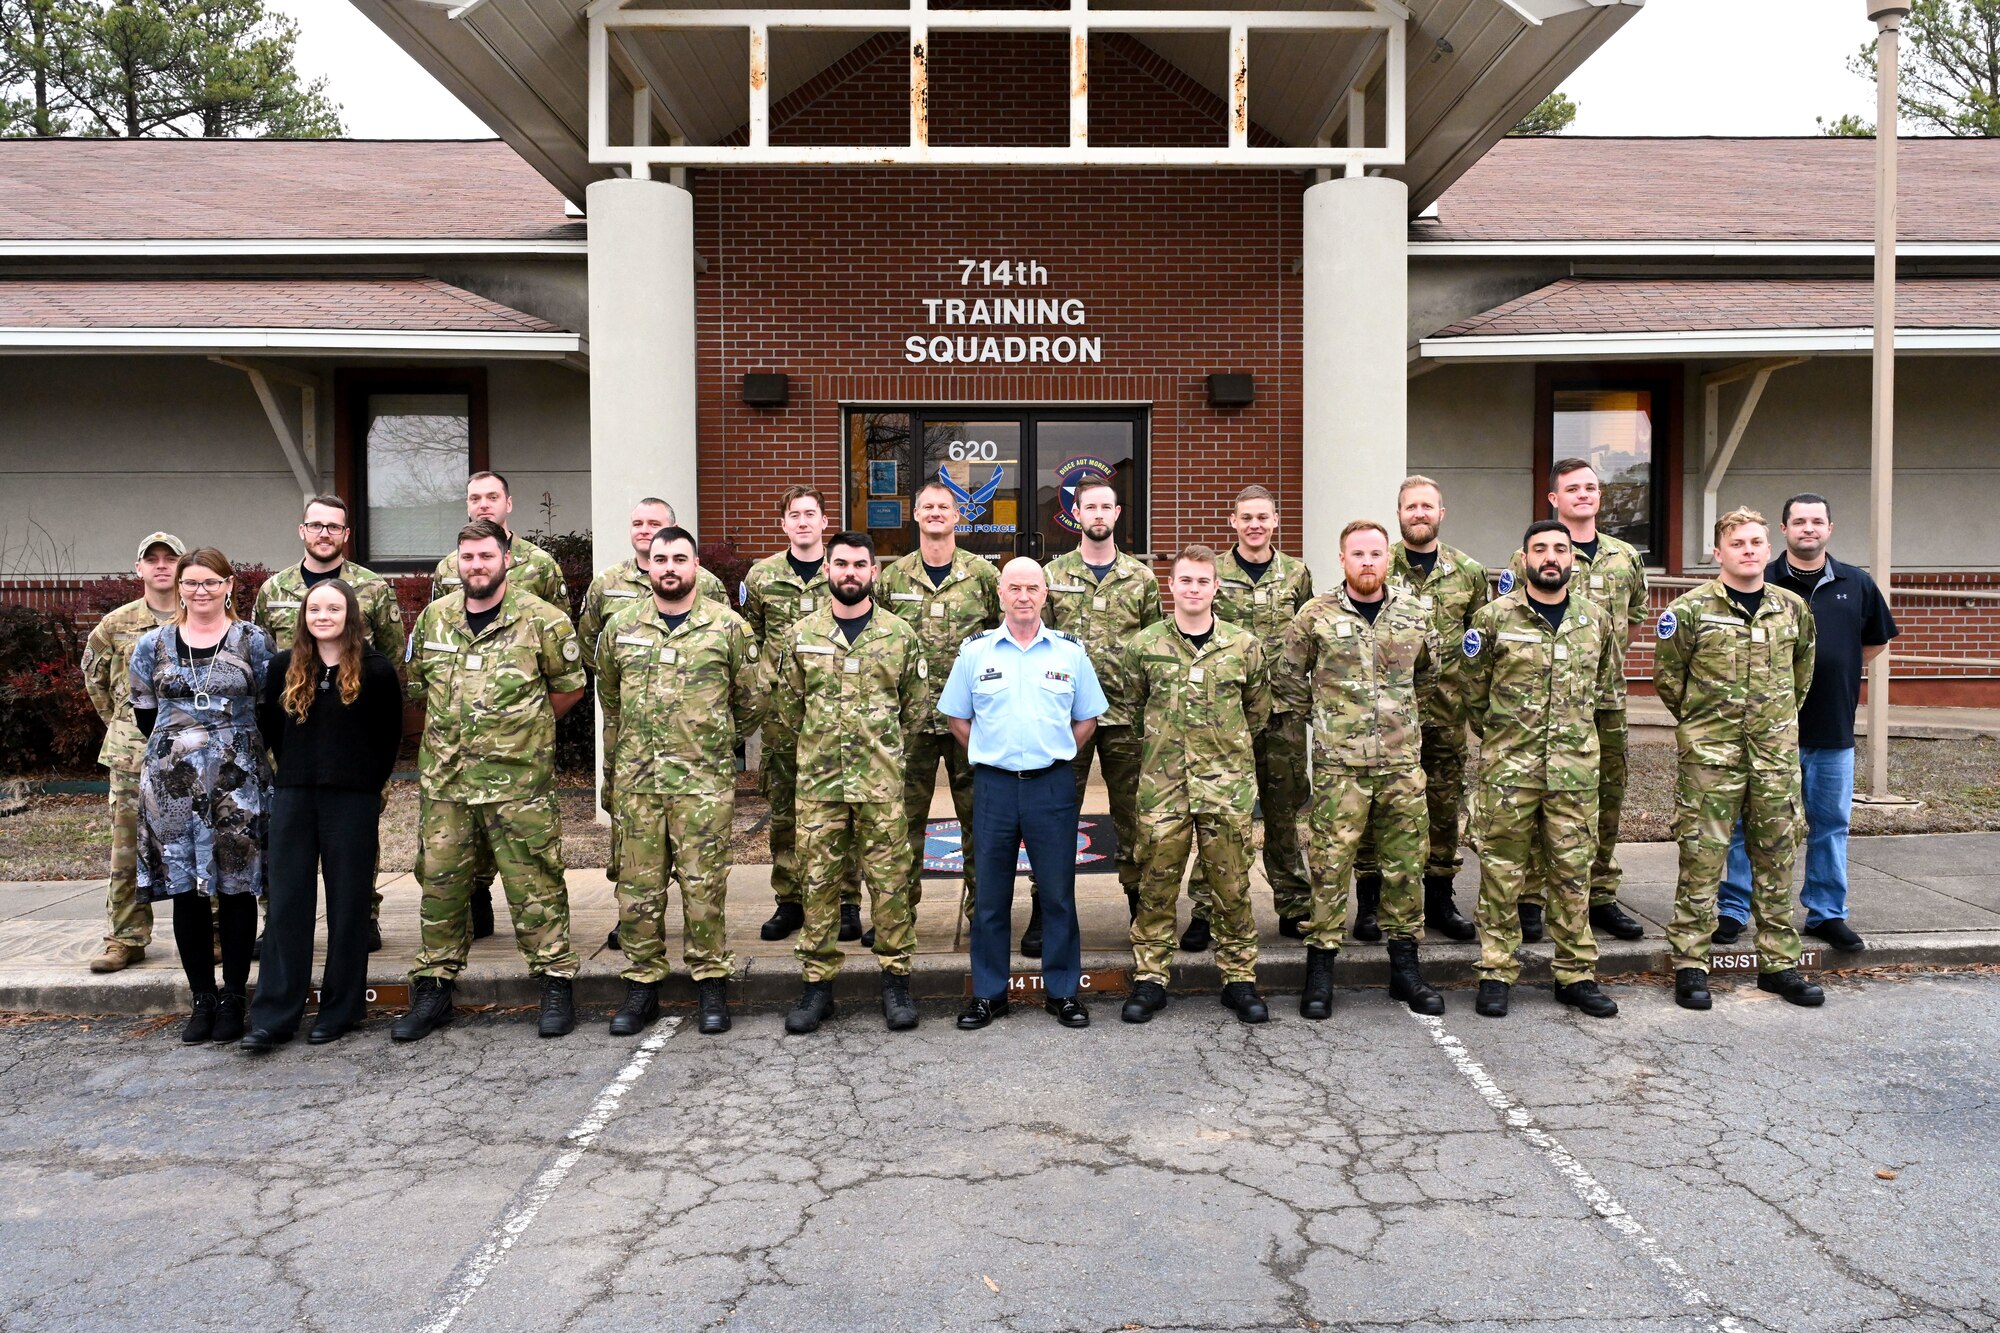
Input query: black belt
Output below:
<box><xmin>976</xmin><ymin>761</ymin><xmax>1068</xmax><ymax>779</ymax></box>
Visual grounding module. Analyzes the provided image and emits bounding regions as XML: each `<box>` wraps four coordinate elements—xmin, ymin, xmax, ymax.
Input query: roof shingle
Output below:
<box><xmin>0</xmin><ymin>275</ymin><xmax>566</xmax><ymax>332</ymax></box>
<box><xmin>1431</xmin><ymin>276</ymin><xmax>2000</xmax><ymax>339</ymax></box>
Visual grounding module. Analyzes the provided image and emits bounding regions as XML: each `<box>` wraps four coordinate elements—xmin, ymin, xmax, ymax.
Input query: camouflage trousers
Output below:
<box><xmin>1668</xmin><ymin>762</ymin><xmax>1803</xmax><ymax>974</ymax></box>
<box><xmin>412</xmin><ymin>793</ymin><xmax>579</xmax><ymax>981</ymax></box>
<box><xmin>1306</xmin><ymin>765</ymin><xmax>1428</xmax><ymax>951</ymax></box>
<box><xmin>762</xmin><ymin>728</ymin><xmax>861</xmax><ymax>908</ymax></box>
<box><xmin>1471</xmin><ymin>784</ymin><xmax>1600</xmax><ymax>985</ymax></box>
<box><xmin>1134</xmin><ymin>808</ymin><xmax>1258</xmax><ymax>986</ymax></box>
<box><xmin>613</xmin><ymin>789</ymin><xmax>737</xmax><ymax>984</ymax></box>
<box><xmin>103</xmin><ymin>765</ymin><xmax>154</xmax><ymax>948</ymax></box>
<box><xmin>1070</xmin><ymin>723</ymin><xmax>1143</xmax><ymax>890</ymax></box>
<box><xmin>1356</xmin><ymin>721</ymin><xmax>1469</xmax><ymax>881</ymax></box>
<box><xmin>795</xmin><ymin>797</ymin><xmax>916</xmax><ymax>983</ymax></box>
<box><xmin>1189</xmin><ymin>711</ymin><xmax>1309</xmax><ymax>920</ymax></box>
<box><xmin>904</xmin><ymin>728</ymin><xmax>976</xmax><ymax>914</ymax></box>
<box><xmin>1524</xmin><ymin>710</ymin><xmax>1628</xmax><ymax>908</ymax></box>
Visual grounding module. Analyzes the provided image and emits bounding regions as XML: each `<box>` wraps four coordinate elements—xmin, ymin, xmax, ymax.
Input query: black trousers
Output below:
<box><xmin>250</xmin><ymin>786</ymin><xmax>379</xmax><ymax>1037</ymax></box>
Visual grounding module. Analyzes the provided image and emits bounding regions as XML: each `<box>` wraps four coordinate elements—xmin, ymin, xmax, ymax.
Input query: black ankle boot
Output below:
<box><xmin>1675</xmin><ymin>968</ymin><xmax>1711</xmax><ymax>1011</ymax></box>
<box><xmin>182</xmin><ymin>992</ymin><xmax>217</xmax><ymax>1044</ymax></box>
<box><xmin>1353</xmin><ymin>874</ymin><xmax>1383</xmax><ymax>942</ymax></box>
<box><xmin>391</xmin><ymin>976</ymin><xmax>456</xmax><ymax>1041</ymax></box>
<box><xmin>211</xmin><ymin>991</ymin><xmax>247</xmax><ymax>1044</ymax></box>
<box><xmin>838</xmin><ymin>902</ymin><xmax>862</xmax><ymax>942</ymax></box>
<box><xmin>1518</xmin><ymin>902</ymin><xmax>1545</xmax><ymax>943</ymax></box>
<box><xmin>1124</xmin><ymin>885</ymin><xmax>1140</xmax><ymax>922</ymax></box>
<box><xmin>1386</xmin><ymin>939</ymin><xmax>1443</xmax><ymax>1016</ymax></box>
<box><xmin>760</xmin><ymin>900</ymin><xmax>804</xmax><ymax>941</ymax></box>
<box><xmin>696</xmin><ymin>977</ymin><xmax>732</xmax><ymax>1035</ymax></box>
<box><xmin>1475</xmin><ymin>979</ymin><xmax>1510</xmax><ymax>1017</ymax></box>
<box><xmin>1178</xmin><ymin>913</ymin><xmax>1212</xmax><ymax>952</ymax></box>
<box><xmin>1220</xmin><ymin>981</ymin><xmax>1269</xmax><ymax>1024</ymax></box>
<box><xmin>537</xmin><ymin>976</ymin><xmax>576</xmax><ymax>1038</ymax></box>
<box><xmin>881</xmin><ymin>973</ymin><xmax>919</xmax><ymax>1031</ymax></box>
<box><xmin>1423</xmin><ymin>874</ymin><xmax>1475</xmax><ymax>942</ymax></box>
<box><xmin>1122</xmin><ymin>980</ymin><xmax>1167</xmax><ymax>1023</ymax></box>
<box><xmin>607</xmin><ymin>980</ymin><xmax>659</xmax><ymax>1036</ymax></box>
<box><xmin>470</xmin><ymin>885</ymin><xmax>495</xmax><ymax>940</ymax></box>
<box><xmin>1299</xmin><ymin>945</ymin><xmax>1336</xmax><ymax>1020</ymax></box>
<box><xmin>786</xmin><ymin>981</ymin><xmax>837</xmax><ymax>1034</ymax></box>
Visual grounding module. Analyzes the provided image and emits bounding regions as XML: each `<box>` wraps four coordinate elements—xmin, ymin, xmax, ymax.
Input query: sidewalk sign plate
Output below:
<box><xmin>1708</xmin><ymin>947</ymin><xmax>1824</xmax><ymax>974</ymax></box>
<box><xmin>965</xmin><ymin>968</ymin><xmax>1129</xmax><ymax>997</ymax></box>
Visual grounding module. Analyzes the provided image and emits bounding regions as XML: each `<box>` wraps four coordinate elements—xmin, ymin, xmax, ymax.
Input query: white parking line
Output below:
<box><xmin>1408</xmin><ymin>1012</ymin><xmax>1748</xmax><ymax>1333</ymax></box>
<box><xmin>417</xmin><ymin>1019</ymin><xmax>681</xmax><ymax>1333</ymax></box>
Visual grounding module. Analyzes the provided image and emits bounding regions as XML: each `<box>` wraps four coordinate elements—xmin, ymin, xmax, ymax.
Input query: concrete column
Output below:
<box><xmin>586</xmin><ymin>176</ymin><xmax>698</xmax><ymax>570</ymax></box>
<box><xmin>1300</xmin><ymin>174</ymin><xmax>1408</xmax><ymax>579</ymax></box>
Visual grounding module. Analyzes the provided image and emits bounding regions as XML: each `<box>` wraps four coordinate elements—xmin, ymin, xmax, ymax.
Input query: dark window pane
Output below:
<box><xmin>1034</xmin><ymin>418</ymin><xmax>1140</xmax><ymax>554</ymax></box>
<box><xmin>849</xmin><ymin>411</ymin><xmax>913</xmax><ymax>558</ymax></box>
<box><xmin>365</xmin><ymin>393</ymin><xmax>469</xmax><ymax>563</ymax></box>
<box><xmin>921</xmin><ymin>418</ymin><xmax>1023</xmax><ymax>562</ymax></box>
<box><xmin>1554</xmin><ymin>388</ymin><xmax>1654</xmax><ymax>561</ymax></box>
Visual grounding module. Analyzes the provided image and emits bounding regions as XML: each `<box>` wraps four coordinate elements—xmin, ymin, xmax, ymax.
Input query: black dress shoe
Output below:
<box><xmin>957</xmin><ymin>995</ymin><xmax>1009</xmax><ymax>1030</ymax></box>
<box><xmin>1590</xmin><ymin>901</ymin><xmax>1645</xmax><ymax>941</ymax></box>
<box><xmin>1178</xmin><ymin>914</ymin><xmax>1212</xmax><ymax>953</ymax></box>
<box><xmin>306</xmin><ymin>1022</ymin><xmax>355</xmax><ymax>1045</ymax></box>
<box><xmin>1553</xmin><ymin>979</ymin><xmax>1619</xmax><ymax>1018</ymax></box>
<box><xmin>1757</xmin><ymin>968</ymin><xmax>1826</xmax><ymax>1006</ymax></box>
<box><xmin>1046</xmin><ymin>995</ymin><xmax>1089</xmax><ymax>1028</ymax></box>
<box><xmin>1019</xmin><ymin>894</ymin><xmax>1044</xmax><ymax>958</ymax></box>
<box><xmin>1220</xmin><ymin>982</ymin><xmax>1269</xmax><ymax>1024</ymax></box>
<box><xmin>1518</xmin><ymin>903</ymin><xmax>1545</xmax><ymax>943</ymax></box>
<box><xmin>367</xmin><ymin>921</ymin><xmax>383</xmax><ymax>954</ymax></box>
<box><xmin>838</xmin><ymin>903</ymin><xmax>863</xmax><ymax>942</ymax></box>
<box><xmin>1675</xmin><ymin>967</ymin><xmax>1712</xmax><ymax>1011</ymax></box>
<box><xmin>1806</xmin><ymin>919</ymin><xmax>1866</xmax><ymax>952</ymax></box>
<box><xmin>238</xmin><ymin>1027</ymin><xmax>287</xmax><ymax>1053</ymax></box>
<box><xmin>469</xmin><ymin>887</ymin><xmax>495</xmax><ymax>940</ymax></box>
<box><xmin>1277</xmin><ymin>914</ymin><xmax>1306</xmax><ymax>939</ymax></box>
<box><xmin>1712</xmin><ymin>915</ymin><xmax>1746</xmax><ymax>946</ymax></box>
<box><xmin>760</xmin><ymin>901</ymin><xmax>804</xmax><ymax>941</ymax></box>
<box><xmin>604</xmin><ymin>927</ymin><xmax>622</xmax><ymax>952</ymax></box>
<box><xmin>1121</xmin><ymin>980</ymin><xmax>1166</xmax><ymax>1023</ymax></box>
<box><xmin>1475</xmin><ymin>980</ymin><xmax>1510</xmax><ymax>1017</ymax></box>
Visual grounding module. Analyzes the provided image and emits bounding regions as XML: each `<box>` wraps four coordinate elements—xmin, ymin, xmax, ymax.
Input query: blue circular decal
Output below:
<box><xmin>1462</xmin><ymin>629</ymin><xmax>1483</xmax><ymax>659</ymax></box>
<box><xmin>1657</xmin><ymin>609</ymin><xmax>1678</xmax><ymax>640</ymax></box>
<box><xmin>1497</xmin><ymin>569</ymin><xmax>1516</xmax><ymax>594</ymax></box>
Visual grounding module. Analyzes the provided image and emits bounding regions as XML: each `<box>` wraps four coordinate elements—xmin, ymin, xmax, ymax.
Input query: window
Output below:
<box><xmin>845</xmin><ymin>407</ymin><xmax>1147</xmax><ymax>561</ymax></box>
<box><xmin>336</xmin><ymin>369</ymin><xmax>489</xmax><ymax>569</ymax></box>
<box><xmin>1534</xmin><ymin>367</ymin><xmax>1682</xmax><ymax>568</ymax></box>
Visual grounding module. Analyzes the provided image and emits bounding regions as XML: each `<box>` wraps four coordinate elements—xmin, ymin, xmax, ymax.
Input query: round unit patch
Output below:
<box><xmin>1462</xmin><ymin>629</ymin><xmax>1484</xmax><ymax>659</ymax></box>
<box><xmin>1656</xmin><ymin>609</ymin><xmax>1678</xmax><ymax>641</ymax></box>
<box><xmin>1497</xmin><ymin>569</ymin><xmax>1516</xmax><ymax>594</ymax></box>
<box><xmin>562</xmin><ymin>638</ymin><xmax>581</xmax><ymax>661</ymax></box>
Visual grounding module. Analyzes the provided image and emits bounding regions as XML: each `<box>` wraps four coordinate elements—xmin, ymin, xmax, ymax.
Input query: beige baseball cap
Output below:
<box><xmin>137</xmin><ymin>532</ymin><xmax>186</xmax><ymax>560</ymax></box>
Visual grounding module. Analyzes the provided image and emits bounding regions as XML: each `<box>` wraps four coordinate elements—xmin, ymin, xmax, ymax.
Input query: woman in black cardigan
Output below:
<box><xmin>243</xmin><ymin>578</ymin><xmax>403</xmax><ymax>1051</ymax></box>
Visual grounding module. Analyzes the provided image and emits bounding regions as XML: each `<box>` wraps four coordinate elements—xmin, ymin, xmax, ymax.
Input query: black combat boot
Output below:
<box><xmin>607</xmin><ymin>980</ymin><xmax>659</xmax><ymax>1036</ymax></box>
<box><xmin>1475</xmin><ymin>979</ymin><xmax>1510</xmax><ymax>1017</ymax></box>
<box><xmin>1352</xmin><ymin>874</ymin><xmax>1383</xmax><ymax>943</ymax></box>
<box><xmin>1553</xmin><ymin>978</ymin><xmax>1619</xmax><ymax>1018</ymax></box>
<box><xmin>1220</xmin><ymin>981</ymin><xmax>1269</xmax><ymax>1025</ymax></box>
<box><xmin>1121</xmin><ymin>980</ymin><xmax>1167</xmax><ymax>1023</ymax></box>
<box><xmin>470</xmin><ymin>885</ymin><xmax>495</xmax><ymax>940</ymax></box>
<box><xmin>211</xmin><ymin>991</ymin><xmax>247</xmax><ymax>1044</ymax></box>
<box><xmin>786</xmin><ymin>981</ymin><xmax>837</xmax><ymax>1034</ymax></box>
<box><xmin>604</xmin><ymin>927</ymin><xmax>622</xmax><ymax>952</ymax></box>
<box><xmin>1386</xmin><ymin>939</ymin><xmax>1444</xmax><ymax>1016</ymax></box>
<box><xmin>695</xmin><ymin>977</ymin><xmax>731</xmax><ymax>1035</ymax></box>
<box><xmin>1674</xmin><ymin>968</ymin><xmax>1712</xmax><ymax>1011</ymax></box>
<box><xmin>391</xmin><ymin>976</ymin><xmax>456</xmax><ymax>1041</ymax></box>
<box><xmin>1590</xmin><ymin>901</ymin><xmax>1645</xmax><ymax>941</ymax></box>
<box><xmin>1711</xmin><ymin>915</ymin><xmax>1745</xmax><ymax>945</ymax></box>
<box><xmin>1124</xmin><ymin>885</ymin><xmax>1140</xmax><ymax>922</ymax></box>
<box><xmin>1179</xmin><ymin>913</ymin><xmax>1212</xmax><ymax>953</ymax></box>
<box><xmin>1299</xmin><ymin>945</ymin><xmax>1336</xmax><ymax>1020</ymax></box>
<box><xmin>1019</xmin><ymin>892</ymin><xmax>1045</xmax><ymax>958</ymax></box>
<box><xmin>537</xmin><ymin>976</ymin><xmax>576</xmax><ymax>1038</ymax></box>
<box><xmin>760</xmin><ymin>900</ymin><xmax>804</xmax><ymax>941</ymax></box>
<box><xmin>881</xmin><ymin>973</ymin><xmax>919</xmax><ymax>1031</ymax></box>
<box><xmin>182</xmin><ymin>992</ymin><xmax>218</xmax><ymax>1044</ymax></box>
<box><xmin>838</xmin><ymin>902</ymin><xmax>862</xmax><ymax>942</ymax></box>
<box><xmin>1277</xmin><ymin>913</ymin><xmax>1307</xmax><ymax>939</ymax></box>
<box><xmin>367</xmin><ymin>920</ymin><xmax>383</xmax><ymax>953</ymax></box>
<box><xmin>861</xmin><ymin>927</ymin><xmax>877</xmax><ymax>950</ymax></box>
<box><xmin>1756</xmin><ymin>968</ymin><xmax>1825</xmax><ymax>1007</ymax></box>
<box><xmin>1423</xmin><ymin>874</ymin><xmax>1476</xmax><ymax>941</ymax></box>
<box><xmin>1518</xmin><ymin>902</ymin><xmax>1545</xmax><ymax>943</ymax></box>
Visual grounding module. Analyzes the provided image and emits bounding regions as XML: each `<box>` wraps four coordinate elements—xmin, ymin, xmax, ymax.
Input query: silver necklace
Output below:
<box><xmin>180</xmin><ymin>629</ymin><xmax>223</xmax><ymax>711</ymax></box>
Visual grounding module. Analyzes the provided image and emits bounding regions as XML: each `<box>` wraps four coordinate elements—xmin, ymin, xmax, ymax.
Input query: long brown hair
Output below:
<box><xmin>173</xmin><ymin>548</ymin><xmax>239</xmax><ymax>626</ymax></box>
<box><xmin>283</xmin><ymin>579</ymin><xmax>367</xmax><ymax>722</ymax></box>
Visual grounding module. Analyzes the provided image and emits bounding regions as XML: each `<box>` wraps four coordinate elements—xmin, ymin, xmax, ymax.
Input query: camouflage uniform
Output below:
<box><xmin>744</xmin><ymin>551</ymin><xmax>859</xmax><ymax>908</ymax></box>
<box><xmin>80</xmin><ymin>599</ymin><xmax>176</xmax><ymax>949</ymax></box>
<box><xmin>1042</xmin><ymin>549</ymin><xmax>1161</xmax><ymax>893</ymax></box>
<box><xmin>1459</xmin><ymin>590</ymin><xmax>1621</xmax><ymax>985</ymax></box>
<box><xmin>405</xmin><ymin>585</ymin><xmax>584</xmax><ymax>981</ymax></box>
<box><xmin>1653</xmin><ymin>580</ymin><xmax>1817</xmax><ymax>974</ymax></box>
<box><xmin>1357</xmin><ymin>543</ymin><xmax>1489</xmax><ymax>880</ymax></box>
<box><xmin>577</xmin><ymin>558</ymin><xmax>729</xmax><ymax>673</ymax></box>
<box><xmin>1273</xmin><ymin>586</ymin><xmax>1439</xmax><ymax>948</ymax></box>
<box><xmin>597</xmin><ymin>596</ymin><xmax>766</xmax><ymax>985</ymax></box>
<box><xmin>1189</xmin><ymin>547</ymin><xmax>1313</xmax><ymax>920</ymax></box>
<box><xmin>1507</xmin><ymin>536</ymin><xmax>1647</xmax><ymax>907</ymax></box>
<box><xmin>878</xmin><ymin>547</ymin><xmax>1001</xmax><ymax>912</ymax></box>
<box><xmin>432</xmin><ymin>534</ymin><xmax>570</xmax><ymax>615</ymax></box>
<box><xmin>1124</xmin><ymin>618</ymin><xmax>1271</xmax><ymax>986</ymax></box>
<box><xmin>772</xmin><ymin>606</ymin><xmax>927</xmax><ymax>981</ymax></box>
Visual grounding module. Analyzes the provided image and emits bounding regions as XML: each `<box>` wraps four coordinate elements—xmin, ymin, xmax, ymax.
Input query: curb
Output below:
<box><xmin>9</xmin><ymin>932</ymin><xmax>1995</xmax><ymax>1017</ymax></box>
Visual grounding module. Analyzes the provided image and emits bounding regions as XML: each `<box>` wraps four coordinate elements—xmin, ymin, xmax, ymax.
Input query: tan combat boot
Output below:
<box><xmin>89</xmin><ymin>942</ymin><xmax>145</xmax><ymax>973</ymax></box>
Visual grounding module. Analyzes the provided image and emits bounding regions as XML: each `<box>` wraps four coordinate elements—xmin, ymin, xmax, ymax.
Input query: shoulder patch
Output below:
<box><xmin>562</xmin><ymin>638</ymin><xmax>581</xmax><ymax>662</ymax></box>
<box><xmin>738</xmin><ymin>580</ymin><xmax>748</xmax><ymax>606</ymax></box>
<box><xmin>1496</xmin><ymin>569</ymin><xmax>1515</xmax><ymax>595</ymax></box>
<box><xmin>1656</xmin><ymin>609</ymin><xmax>1678</xmax><ymax>641</ymax></box>
<box><xmin>1461</xmin><ymin>629</ymin><xmax>1483</xmax><ymax>659</ymax></box>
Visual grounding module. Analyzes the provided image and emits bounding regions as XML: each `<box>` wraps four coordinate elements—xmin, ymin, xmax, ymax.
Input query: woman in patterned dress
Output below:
<box><xmin>129</xmin><ymin>548</ymin><xmax>275</xmax><ymax>1044</ymax></box>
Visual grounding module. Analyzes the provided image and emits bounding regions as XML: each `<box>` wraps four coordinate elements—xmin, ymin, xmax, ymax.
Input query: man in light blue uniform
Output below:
<box><xmin>940</xmin><ymin>556</ymin><xmax>1108</xmax><ymax>1030</ymax></box>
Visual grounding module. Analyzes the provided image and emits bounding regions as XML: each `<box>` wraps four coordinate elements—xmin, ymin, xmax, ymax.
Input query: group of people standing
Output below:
<box><xmin>77</xmin><ymin>453</ymin><xmax>1891</xmax><ymax>1046</ymax></box>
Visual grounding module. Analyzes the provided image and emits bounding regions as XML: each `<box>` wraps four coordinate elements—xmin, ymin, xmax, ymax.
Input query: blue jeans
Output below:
<box><xmin>970</xmin><ymin>764</ymin><xmax>1082</xmax><ymax>1001</ymax></box>
<box><xmin>1720</xmin><ymin>746</ymin><xmax>1854</xmax><ymax>927</ymax></box>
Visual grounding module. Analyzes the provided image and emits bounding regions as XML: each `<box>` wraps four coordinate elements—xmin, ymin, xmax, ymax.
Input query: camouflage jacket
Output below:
<box><xmin>431</xmin><ymin>534</ymin><xmax>570</xmax><ymax>616</ymax></box>
<box><xmin>1459</xmin><ymin>590</ymin><xmax>1620</xmax><ymax>792</ymax></box>
<box><xmin>1391</xmin><ymin>541</ymin><xmax>1489</xmax><ymax>729</ymax></box>
<box><xmin>252</xmin><ymin>561</ymin><xmax>407</xmax><ymax>660</ymax></box>
<box><xmin>1213</xmin><ymin>547</ymin><xmax>1313</xmax><ymax>715</ymax></box>
<box><xmin>405</xmin><ymin>585</ymin><xmax>585</xmax><ymax>803</ymax></box>
<box><xmin>80</xmin><ymin>598</ymin><xmax>177</xmax><ymax>770</ymax></box>
<box><xmin>1506</xmin><ymin>532</ymin><xmax>1646</xmax><ymax>709</ymax></box>
<box><xmin>773</xmin><ymin>605</ymin><xmax>926</xmax><ymax>804</ymax></box>
<box><xmin>1042</xmin><ymin>549</ymin><xmax>1162</xmax><ymax>727</ymax></box>
<box><xmin>1274</xmin><ymin>585</ymin><xmax>1438</xmax><ymax>773</ymax></box>
<box><xmin>578</xmin><ymin>558</ymin><xmax>728</xmax><ymax>672</ymax></box>
<box><xmin>596</xmin><ymin>596</ymin><xmax>765</xmax><ymax>797</ymax></box>
<box><xmin>1124</xmin><ymin>618</ymin><xmax>1271</xmax><ymax>815</ymax></box>
<box><xmin>878</xmin><ymin>546</ymin><xmax>1001</xmax><ymax>734</ymax></box>
<box><xmin>742</xmin><ymin>550</ymin><xmax>832</xmax><ymax>736</ymax></box>
<box><xmin>1653</xmin><ymin>580</ymin><xmax>1817</xmax><ymax>774</ymax></box>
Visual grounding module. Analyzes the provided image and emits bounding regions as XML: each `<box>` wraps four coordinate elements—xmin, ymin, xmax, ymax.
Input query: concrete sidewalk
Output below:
<box><xmin>4</xmin><ymin>830</ymin><xmax>1997</xmax><ymax>1016</ymax></box>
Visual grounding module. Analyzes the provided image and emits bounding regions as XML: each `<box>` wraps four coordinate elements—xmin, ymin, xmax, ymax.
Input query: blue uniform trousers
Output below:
<box><xmin>970</xmin><ymin>763</ymin><xmax>1081</xmax><ymax>1000</ymax></box>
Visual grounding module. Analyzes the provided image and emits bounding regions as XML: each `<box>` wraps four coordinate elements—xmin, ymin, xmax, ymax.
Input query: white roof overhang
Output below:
<box><xmin>1417</xmin><ymin>327</ymin><xmax>2000</xmax><ymax>362</ymax></box>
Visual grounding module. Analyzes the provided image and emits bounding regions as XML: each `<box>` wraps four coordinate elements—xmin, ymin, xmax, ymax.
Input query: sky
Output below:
<box><xmin>281</xmin><ymin>0</ymin><xmax>1883</xmax><ymax>141</ymax></box>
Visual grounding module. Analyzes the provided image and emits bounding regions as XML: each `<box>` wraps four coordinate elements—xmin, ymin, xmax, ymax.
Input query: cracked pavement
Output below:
<box><xmin>3</xmin><ymin>972</ymin><xmax>1997</xmax><ymax>1332</ymax></box>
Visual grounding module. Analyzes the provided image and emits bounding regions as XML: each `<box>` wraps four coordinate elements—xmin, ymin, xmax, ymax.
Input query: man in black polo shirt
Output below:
<box><xmin>1714</xmin><ymin>493</ymin><xmax>1896</xmax><ymax>952</ymax></box>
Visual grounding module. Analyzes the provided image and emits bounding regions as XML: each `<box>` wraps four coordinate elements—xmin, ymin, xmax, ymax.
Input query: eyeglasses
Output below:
<box><xmin>178</xmin><ymin>579</ymin><xmax>227</xmax><ymax>593</ymax></box>
<box><xmin>302</xmin><ymin>522</ymin><xmax>349</xmax><ymax>535</ymax></box>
